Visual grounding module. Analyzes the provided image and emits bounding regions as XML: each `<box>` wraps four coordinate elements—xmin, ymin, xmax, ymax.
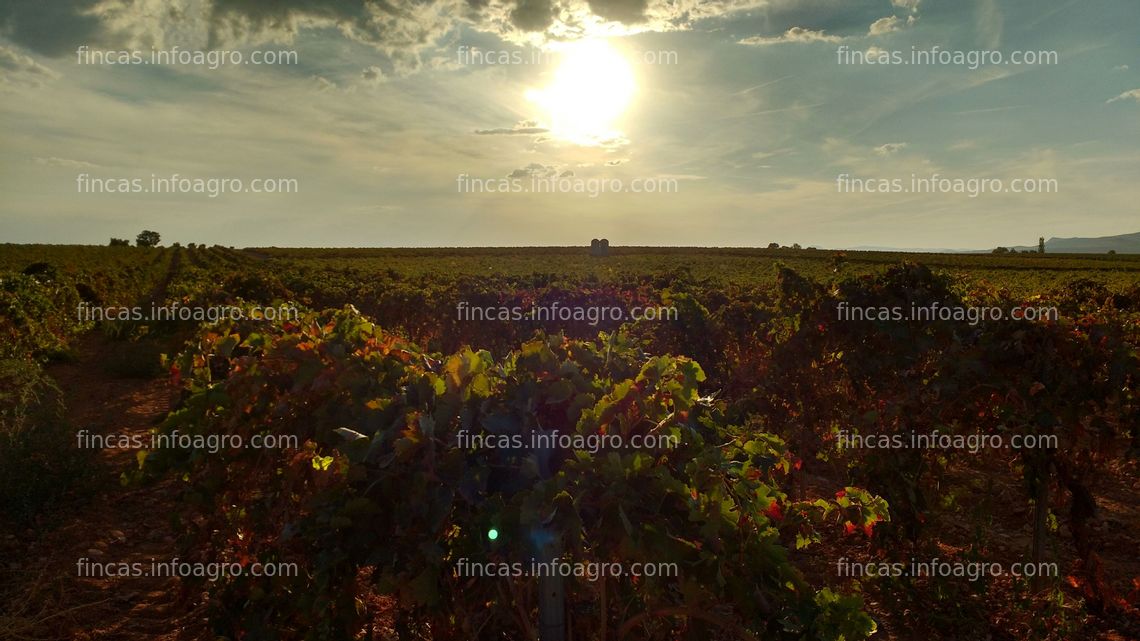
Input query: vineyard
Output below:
<box><xmin>1</xmin><ymin>244</ymin><xmax>1138</xmax><ymax>641</ymax></box>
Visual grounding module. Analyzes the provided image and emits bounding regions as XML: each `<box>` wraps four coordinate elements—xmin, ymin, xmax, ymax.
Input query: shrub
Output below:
<box><xmin>146</xmin><ymin>307</ymin><xmax>879</xmax><ymax>641</ymax></box>
<box><xmin>0</xmin><ymin>360</ymin><xmax>91</xmax><ymax>526</ymax></box>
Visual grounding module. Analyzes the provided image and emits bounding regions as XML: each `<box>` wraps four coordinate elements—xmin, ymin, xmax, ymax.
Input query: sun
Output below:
<box><xmin>526</xmin><ymin>40</ymin><xmax>636</xmax><ymax>145</ymax></box>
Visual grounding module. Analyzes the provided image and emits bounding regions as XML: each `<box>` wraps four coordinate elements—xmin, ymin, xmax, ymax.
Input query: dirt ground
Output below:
<box><xmin>1</xmin><ymin>335</ymin><xmax>201</xmax><ymax>641</ymax></box>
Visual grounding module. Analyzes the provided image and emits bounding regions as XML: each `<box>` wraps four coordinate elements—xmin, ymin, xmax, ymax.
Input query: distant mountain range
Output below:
<box><xmin>1006</xmin><ymin>232</ymin><xmax>1140</xmax><ymax>254</ymax></box>
<box><xmin>846</xmin><ymin>231</ymin><xmax>1140</xmax><ymax>254</ymax></box>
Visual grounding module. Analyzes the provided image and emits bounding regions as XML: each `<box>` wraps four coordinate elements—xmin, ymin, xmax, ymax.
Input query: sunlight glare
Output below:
<box><xmin>526</xmin><ymin>40</ymin><xmax>636</xmax><ymax>145</ymax></box>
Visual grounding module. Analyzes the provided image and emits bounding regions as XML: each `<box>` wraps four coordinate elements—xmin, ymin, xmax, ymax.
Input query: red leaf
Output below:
<box><xmin>765</xmin><ymin>500</ymin><xmax>783</xmax><ymax>521</ymax></box>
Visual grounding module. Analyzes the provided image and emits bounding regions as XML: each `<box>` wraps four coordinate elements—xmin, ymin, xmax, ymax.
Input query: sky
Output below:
<box><xmin>0</xmin><ymin>0</ymin><xmax>1137</xmax><ymax>249</ymax></box>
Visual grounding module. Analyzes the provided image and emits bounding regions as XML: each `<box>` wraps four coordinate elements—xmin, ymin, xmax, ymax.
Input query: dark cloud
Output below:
<box><xmin>204</xmin><ymin>0</ymin><xmax>456</xmax><ymax>74</ymax></box>
<box><xmin>0</xmin><ymin>0</ymin><xmax>106</xmax><ymax>56</ymax></box>
<box><xmin>586</xmin><ymin>0</ymin><xmax>649</xmax><ymax>24</ymax></box>
<box><xmin>511</xmin><ymin>0</ymin><xmax>554</xmax><ymax>31</ymax></box>
<box><xmin>0</xmin><ymin>0</ymin><xmax>922</xmax><ymax>74</ymax></box>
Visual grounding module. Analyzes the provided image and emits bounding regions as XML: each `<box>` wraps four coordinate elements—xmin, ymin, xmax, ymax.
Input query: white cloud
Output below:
<box><xmin>873</xmin><ymin>142</ymin><xmax>908</xmax><ymax>156</ymax></box>
<box><xmin>751</xmin><ymin>148</ymin><xmax>793</xmax><ymax>161</ymax></box>
<box><xmin>0</xmin><ymin>45</ymin><xmax>59</xmax><ymax>88</ymax></box>
<box><xmin>361</xmin><ymin>66</ymin><xmax>386</xmax><ymax>84</ymax></box>
<box><xmin>974</xmin><ymin>0</ymin><xmax>1003</xmax><ymax>49</ymax></box>
<box><xmin>891</xmin><ymin>0</ymin><xmax>921</xmax><ymax>11</ymax></box>
<box><xmin>739</xmin><ymin>27</ymin><xmax>841</xmax><ymax>46</ymax></box>
<box><xmin>1106</xmin><ymin>88</ymin><xmax>1140</xmax><ymax>104</ymax></box>
<box><xmin>868</xmin><ymin>16</ymin><xmax>902</xmax><ymax>35</ymax></box>
<box><xmin>33</xmin><ymin>156</ymin><xmax>99</xmax><ymax>169</ymax></box>
<box><xmin>475</xmin><ymin>120</ymin><xmax>549</xmax><ymax>135</ymax></box>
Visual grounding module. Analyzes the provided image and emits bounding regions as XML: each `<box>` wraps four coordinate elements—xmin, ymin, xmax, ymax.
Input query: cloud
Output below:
<box><xmin>751</xmin><ymin>148</ymin><xmax>792</xmax><ymax>161</ymax></box>
<box><xmin>507</xmin><ymin>162</ymin><xmax>558</xmax><ymax>178</ymax></box>
<box><xmin>0</xmin><ymin>0</ymin><xmax>108</xmax><ymax>57</ymax></box>
<box><xmin>0</xmin><ymin>0</ymin><xmax>454</xmax><ymax>75</ymax></box>
<box><xmin>891</xmin><ymin>0</ymin><xmax>921</xmax><ymax>11</ymax></box>
<box><xmin>738</xmin><ymin>27</ymin><xmax>841</xmax><ymax>46</ymax></box>
<box><xmin>586</xmin><ymin>0</ymin><xmax>650</xmax><ymax>24</ymax></box>
<box><xmin>0</xmin><ymin>0</ymin><xmax>765</xmax><ymax>75</ymax></box>
<box><xmin>868</xmin><ymin>16</ymin><xmax>902</xmax><ymax>35</ymax></box>
<box><xmin>475</xmin><ymin>120</ymin><xmax>549</xmax><ymax>135</ymax></box>
<box><xmin>656</xmin><ymin>173</ymin><xmax>706</xmax><ymax>181</ymax></box>
<box><xmin>974</xmin><ymin>0</ymin><xmax>1003</xmax><ymax>49</ymax></box>
<box><xmin>593</xmin><ymin>133</ymin><xmax>631</xmax><ymax>151</ymax></box>
<box><xmin>511</xmin><ymin>0</ymin><xmax>556</xmax><ymax>31</ymax></box>
<box><xmin>361</xmin><ymin>65</ymin><xmax>386</xmax><ymax>84</ymax></box>
<box><xmin>1106</xmin><ymin>88</ymin><xmax>1140</xmax><ymax>104</ymax></box>
<box><xmin>873</xmin><ymin>142</ymin><xmax>908</xmax><ymax>156</ymax></box>
<box><xmin>0</xmin><ymin>0</ymin><xmax>903</xmax><ymax>76</ymax></box>
<box><xmin>33</xmin><ymin>156</ymin><xmax>98</xmax><ymax>169</ymax></box>
<box><xmin>204</xmin><ymin>1</ymin><xmax>453</xmax><ymax>60</ymax></box>
<box><xmin>1113</xmin><ymin>65</ymin><xmax>1129</xmax><ymax>72</ymax></box>
<box><xmin>0</xmin><ymin>45</ymin><xmax>60</xmax><ymax>88</ymax></box>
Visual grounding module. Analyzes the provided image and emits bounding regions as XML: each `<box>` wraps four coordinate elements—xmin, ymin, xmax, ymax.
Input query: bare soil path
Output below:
<box><xmin>1</xmin><ymin>246</ymin><xmax>205</xmax><ymax>641</ymax></box>
<box><xmin>0</xmin><ymin>334</ymin><xmax>203</xmax><ymax>641</ymax></box>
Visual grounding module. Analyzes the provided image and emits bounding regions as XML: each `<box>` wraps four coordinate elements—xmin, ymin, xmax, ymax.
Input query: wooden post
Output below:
<box><xmin>1030</xmin><ymin>457</ymin><xmax>1049</xmax><ymax>591</ymax></box>
<box><xmin>538</xmin><ymin>528</ymin><xmax>565</xmax><ymax>641</ymax></box>
<box><xmin>535</xmin><ymin>428</ymin><xmax>565</xmax><ymax>641</ymax></box>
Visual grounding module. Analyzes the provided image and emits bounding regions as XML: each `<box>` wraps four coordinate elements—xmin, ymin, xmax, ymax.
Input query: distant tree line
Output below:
<box><xmin>108</xmin><ymin>230</ymin><xmax>161</xmax><ymax>247</ymax></box>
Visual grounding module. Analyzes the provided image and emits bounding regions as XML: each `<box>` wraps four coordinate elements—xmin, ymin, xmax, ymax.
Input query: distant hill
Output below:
<box><xmin>846</xmin><ymin>231</ymin><xmax>1140</xmax><ymax>254</ymax></box>
<box><xmin>1007</xmin><ymin>231</ymin><xmax>1140</xmax><ymax>254</ymax></box>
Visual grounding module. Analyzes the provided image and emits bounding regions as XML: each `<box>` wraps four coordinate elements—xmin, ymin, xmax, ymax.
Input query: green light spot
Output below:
<box><xmin>487</xmin><ymin>528</ymin><xmax>499</xmax><ymax>541</ymax></box>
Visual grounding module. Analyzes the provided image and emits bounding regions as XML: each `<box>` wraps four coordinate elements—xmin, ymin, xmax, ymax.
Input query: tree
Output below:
<box><xmin>767</xmin><ymin>242</ymin><xmax>780</xmax><ymax>249</ymax></box>
<box><xmin>136</xmin><ymin>230</ymin><xmax>161</xmax><ymax>247</ymax></box>
<box><xmin>108</xmin><ymin>238</ymin><xmax>130</xmax><ymax>246</ymax></box>
<box><xmin>792</xmin><ymin>243</ymin><xmax>802</xmax><ymax>250</ymax></box>
<box><xmin>992</xmin><ymin>247</ymin><xmax>1010</xmax><ymax>254</ymax></box>
<box><xmin>1038</xmin><ymin>236</ymin><xmax>1045</xmax><ymax>254</ymax></box>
